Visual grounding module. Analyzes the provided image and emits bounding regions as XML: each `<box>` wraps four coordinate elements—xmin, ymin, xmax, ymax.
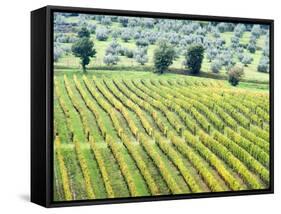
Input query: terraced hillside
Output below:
<box><xmin>53</xmin><ymin>73</ymin><xmax>270</xmax><ymax>201</ymax></box>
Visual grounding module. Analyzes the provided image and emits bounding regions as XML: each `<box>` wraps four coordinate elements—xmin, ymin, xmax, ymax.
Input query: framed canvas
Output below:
<box><xmin>31</xmin><ymin>5</ymin><xmax>274</xmax><ymax>208</ymax></box>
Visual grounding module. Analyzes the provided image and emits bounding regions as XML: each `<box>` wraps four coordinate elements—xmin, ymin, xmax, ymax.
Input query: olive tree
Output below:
<box><xmin>231</xmin><ymin>36</ymin><xmax>240</xmax><ymax>48</ymax></box>
<box><xmin>141</xmin><ymin>18</ymin><xmax>155</xmax><ymax>28</ymax></box>
<box><xmin>96</xmin><ymin>27</ymin><xmax>109</xmax><ymax>41</ymax></box>
<box><xmin>121</xmin><ymin>29</ymin><xmax>131</xmax><ymax>42</ymax></box>
<box><xmin>247</xmin><ymin>42</ymin><xmax>256</xmax><ymax>53</ymax></box>
<box><xmin>241</xmin><ymin>54</ymin><xmax>253</xmax><ymax>67</ymax></box>
<box><xmin>54</xmin><ymin>14</ymin><xmax>66</xmax><ymax>25</ymax></box>
<box><xmin>258</xmin><ymin>56</ymin><xmax>269</xmax><ymax>72</ymax></box>
<box><xmin>183</xmin><ymin>44</ymin><xmax>204</xmax><ymax>74</ymax></box>
<box><xmin>72</xmin><ymin>28</ymin><xmax>96</xmax><ymax>72</ymax></box>
<box><xmin>251</xmin><ymin>25</ymin><xmax>262</xmax><ymax>38</ymax></box>
<box><xmin>54</xmin><ymin>43</ymin><xmax>63</xmax><ymax>62</ymax></box>
<box><xmin>134</xmin><ymin>48</ymin><xmax>148</xmax><ymax>65</ymax></box>
<box><xmin>211</xmin><ymin>59</ymin><xmax>222</xmax><ymax>73</ymax></box>
<box><xmin>103</xmin><ymin>53</ymin><xmax>119</xmax><ymax>66</ymax></box>
<box><xmin>136</xmin><ymin>37</ymin><xmax>149</xmax><ymax>47</ymax></box>
<box><xmin>206</xmin><ymin>48</ymin><xmax>218</xmax><ymax>62</ymax></box>
<box><xmin>217</xmin><ymin>23</ymin><xmax>228</xmax><ymax>33</ymax></box>
<box><xmin>100</xmin><ymin>17</ymin><xmax>112</xmax><ymax>26</ymax></box>
<box><xmin>118</xmin><ymin>17</ymin><xmax>129</xmax><ymax>27</ymax></box>
<box><xmin>234</xmin><ymin>24</ymin><xmax>246</xmax><ymax>37</ymax></box>
<box><xmin>124</xmin><ymin>48</ymin><xmax>134</xmax><ymax>58</ymax></box>
<box><xmin>153</xmin><ymin>40</ymin><xmax>176</xmax><ymax>74</ymax></box>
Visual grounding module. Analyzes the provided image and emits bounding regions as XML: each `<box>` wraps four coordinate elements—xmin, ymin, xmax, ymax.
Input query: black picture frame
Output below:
<box><xmin>31</xmin><ymin>5</ymin><xmax>274</xmax><ymax>208</ymax></box>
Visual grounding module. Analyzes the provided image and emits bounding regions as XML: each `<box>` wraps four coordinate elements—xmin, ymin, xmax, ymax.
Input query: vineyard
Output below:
<box><xmin>53</xmin><ymin>72</ymin><xmax>270</xmax><ymax>201</ymax></box>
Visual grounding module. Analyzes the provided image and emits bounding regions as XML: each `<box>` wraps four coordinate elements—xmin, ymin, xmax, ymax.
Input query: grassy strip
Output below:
<box><xmin>89</xmin><ymin>140</ymin><xmax>115</xmax><ymax>198</ymax></box>
<box><xmin>54</xmin><ymin>137</ymin><xmax>73</xmax><ymax>200</ymax></box>
<box><xmin>73</xmin><ymin>139</ymin><xmax>95</xmax><ymax>199</ymax></box>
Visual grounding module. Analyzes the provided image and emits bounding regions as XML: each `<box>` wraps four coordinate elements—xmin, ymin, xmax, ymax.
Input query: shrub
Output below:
<box><xmin>237</xmin><ymin>47</ymin><xmax>244</xmax><ymax>53</ymax></box>
<box><xmin>147</xmin><ymin>33</ymin><xmax>158</xmax><ymax>44</ymax></box>
<box><xmin>105</xmin><ymin>41</ymin><xmax>120</xmax><ymax>55</ymax></box>
<box><xmin>249</xmin><ymin>35</ymin><xmax>257</xmax><ymax>44</ymax></box>
<box><xmin>225</xmin><ymin>23</ymin><xmax>235</xmax><ymax>31</ymax></box>
<box><xmin>206</xmin><ymin>48</ymin><xmax>218</xmax><ymax>62</ymax></box>
<box><xmin>193</xmin><ymin>35</ymin><xmax>204</xmax><ymax>45</ymax></box>
<box><xmin>153</xmin><ymin>40</ymin><xmax>176</xmax><ymax>74</ymax></box>
<box><xmin>217</xmin><ymin>22</ymin><xmax>235</xmax><ymax>33</ymax></box>
<box><xmin>168</xmin><ymin>33</ymin><xmax>180</xmax><ymax>45</ymax></box>
<box><xmin>88</xmin><ymin>23</ymin><xmax>96</xmax><ymax>33</ymax></box>
<box><xmin>132</xmin><ymin>31</ymin><xmax>140</xmax><ymax>40</ymax></box>
<box><xmin>257</xmin><ymin>56</ymin><xmax>269</xmax><ymax>72</ymax></box>
<box><xmin>196</xmin><ymin>27</ymin><xmax>207</xmax><ymax>36</ymax></box>
<box><xmin>180</xmin><ymin>35</ymin><xmax>193</xmax><ymax>46</ymax></box>
<box><xmin>124</xmin><ymin>48</ymin><xmax>134</xmax><ymax>58</ymax></box>
<box><xmin>56</xmin><ymin>35</ymin><xmax>70</xmax><ymax>43</ymax></box>
<box><xmin>96</xmin><ymin>27</ymin><xmax>109</xmax><ymax>41</ymax></box>
<box><xmin>213</xmin><ymin>28</ymin><xmax>220</xmax><ymax>38</ymax></box>
<box><xmin>100</xmin><ymin>17</ymin><xmax>112</xmax><ymax>26</ymax></box>
<box><xmin>262</xmin><ymin>45</ymin><xmax>269</xmax><ymax>57</ymax></box>
<box><xmin>103</xmin><ymin>53</ymin><xmax>119</xmax><ymax>66</ymax></box>
<box><xmin>247</xmin><ymin>42</ymin><xmax>256</xmax><ymax>53</ymax></box>
<box><xmin>136</xmin><ymin>37</ymin><xmax>149</xmax><ymax>47</ymax></box>
<box><xmin>54</xmin><ymin>14</ymin><xmax>66</xmax><ymax>25</ymax></box>
<box><xmin>191</xmin><ymin>22</ymin><xmax>200</xmax><ymax>31</ymax></box>
<box><xmin>128</xmin><ymin>18</ymin><xmax>139</xmax><ymax>27</ymax></box>
<box><xmin>180</xmin><ymin>25</ymin><xmax>193</xmax><ymax>34</ymax></box>
<box><xmin>54</xmin><ymin>43</ymin><xmax>63</xmax><ymax>62</ymax></box>
<box><xmin>183</xmin><ymin>44</ymin><xmax>204</xmax><ymax>74</ymax></box>
<box><xmin>251</xmin><ymin>25</ymin><xmax>261</xmax><ymax>38</ymax></box>
<box><xmin>231</xmin><ymin>36</ymin><xmax>240</xmax><ymax>48</ymax></box>
<box><xmin>55</xmin><ymin>33</ymin><xmax>78</xmax><ymax>43</ymax></box>
<box><xmin>228</xmin><ymin>66</ymin><xmax>244</xmax><ymax>86</ymax></box>
<box><xmin>118</xmin><ymin>17</ymin><xmax>129</xmax><ymax>27</ymax></box>
<box><xmin>78</xmin><ymin>27</ymin><xmax>90</xmax><ymax>38</ymax></box>
<box><xmin>105</xmin><ymin>46</ymin><xmax>116</xmax><ymax>55</ymax></box>
<box><xmin>141</xmin><ymin>18</ymin><xmax>155</xmax><ymax>28</ymax></box>
<box><xmin>61</xmin><ymin>45</ymin><xmax>71</xmax><ymax>55</ymax></box>
<box><xmin>214</xmin><ymin>38</ymin><xmax>226</xmax><ymax>47</ymax></box>
<box><xmin>241</xmin><ymin>54</ymin><xmax>253</xmax><ymax>67</ymax></box>
<box><xmin>234</xmin><ymin>24</ymin><xmax>246</xmax><ymax>37</ymax></box>
<box><xmin>217</xmin><ymin>50</ymin><xmax>235</xmax><ymax>70</ymax></box>
<box><xmin>111</xmin><ymin>29</ymin><xmax>120</xmax><ymax>39</ymax></box>
<box><xmin>108</xmin><ymin>40</ymin><xmax>120</xmax><ymax>49</ymax></box>
<box><xmin>134</xmin><ymin>48</ymin><xmax>148</xmax><ymax>65</ymax></box>
<box><xmin>237</xmin><ymin>52</ymin><xmax>244</xmax><ymax>62</ymax></box>
<box><xmin>68</xmin><ymin>36</ymin><xmax>78</xmax><ymax>43</ymax></box>
<box><xmin>211</xmin><ymin>59</ymin><xmax>222</xmax><ymax>73</ymax></box>
<box><xmin>217</xmin><ymin>23</ymin><xmax>228</xmax><ymax>33</ymax></box>
<box><xmin>116</xmin><ymin>46</ymin><xmax>126</xmax><ymax>56</ymax></box>
<box><xmin>121</xmin><ymin>29</ymin><xmax>131</xmax><ymax>42</ymax></box>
